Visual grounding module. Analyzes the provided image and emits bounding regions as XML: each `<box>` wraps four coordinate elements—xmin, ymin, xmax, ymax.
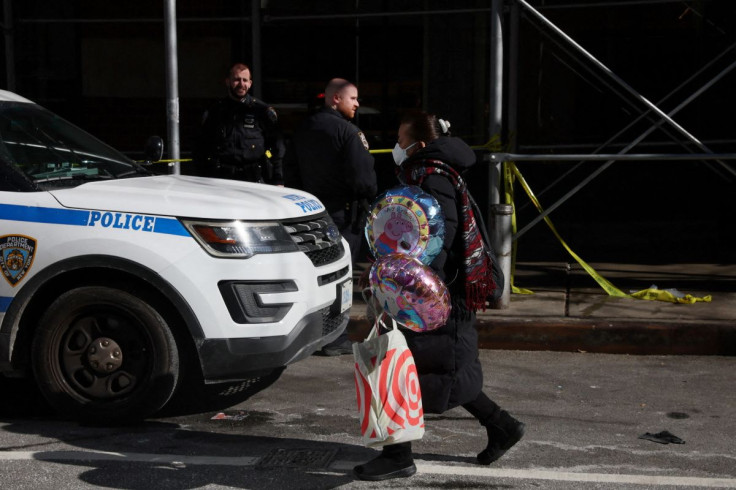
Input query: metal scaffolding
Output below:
<box><xmin>502</xmin><ymin>0</ymin><xmax>736</xmax><ymax>246</ymax></box>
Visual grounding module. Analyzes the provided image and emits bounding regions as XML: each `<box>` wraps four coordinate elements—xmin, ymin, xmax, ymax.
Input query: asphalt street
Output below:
<box><xmin>1</xmin><ymin>350</ymin><xmax>734</xmax><ymax>489</ymax></box>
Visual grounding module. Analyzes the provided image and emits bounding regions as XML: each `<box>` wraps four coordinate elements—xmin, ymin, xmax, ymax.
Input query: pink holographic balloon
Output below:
<box><xmin>369</xmin><ymin>253</ymin><xmax>451</xmax><ymax>332</ymax></box>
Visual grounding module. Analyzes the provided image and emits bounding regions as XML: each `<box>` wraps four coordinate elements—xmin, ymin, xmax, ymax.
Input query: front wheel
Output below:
<box><xmin>32</xmin><ymin>286</ymin><xmax>180</xmax><ymax>424</ymax></box>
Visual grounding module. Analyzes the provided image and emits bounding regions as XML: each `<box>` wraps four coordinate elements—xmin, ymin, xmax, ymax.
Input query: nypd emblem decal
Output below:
<box><xmin>1</xmin><ymin>235</ymin><xmax>37</xmax><ymax>287</ymax></box>
<box><xmin>325</xmin><ymin>224</ymin><xmax>340</xmax><ymax>244</ymax></box>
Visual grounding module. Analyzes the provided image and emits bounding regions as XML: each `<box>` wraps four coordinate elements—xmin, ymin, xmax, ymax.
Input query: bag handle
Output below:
<box><xmin>365</xmin><ymin>313</ymin><xmax>399</xmax><ymax>340</ymax></box>
<box><xmin>362</xmin><ymin>286</ymin><xmax>400</xmax><ymax>341</ymax></box>
<box><xmin>363</xmin><ymin>286</ymin><xmax>404</xmax><ymax>337</ymax></box>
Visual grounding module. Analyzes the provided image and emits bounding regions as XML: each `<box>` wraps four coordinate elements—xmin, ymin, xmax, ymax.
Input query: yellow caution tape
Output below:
<box><xmin>473</xmin><ymin>137</ymin><xmax>533</xmax><ymax>295</ymax></box>
<box><xmin>512</xmin><ymin>284</ymin><xmax>535</xmax><ymax>295</ymax></box>
<box><xmin>473</xmin><ymin>137</ymin><xmax>711</xmax><ymax>303</ymax></box>
<box><xmin>502</xmin><ymin>156</ymin><xmax>534</xmax><ymax>295</ymax></box>
<box><xmin>471</xmin><ymin>135</ymin><xmax>504</xmax><ymax>153</ymax></box>
<box><xmin>479</xmin><ymin>137</ymin><xmax>532</xmax><ymax>295</ymax></box>
<box><xmin>508</xmin><ymin>161</ymin><xmax>712</xmax><ymax>303</ymax></box>
<box><xmin>510</xmin><ymin>162</ymin><xmax>628</xmax><ymax>297</ymax></box>
<box><xmin>630</xmin><ymin>288</ymin><xmax>712</xmax><ymax>304</ymax></box>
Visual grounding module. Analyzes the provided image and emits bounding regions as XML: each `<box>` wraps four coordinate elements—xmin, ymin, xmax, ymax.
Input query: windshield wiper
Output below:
<box><xmin>33</xmin><ymin>125</ymin><xmax>75</xmax><ymax>166</ymax></box>
<box><xmin>34</xmin><ymin>173</ymin><xmax>113</xmax><ymax>183</ymax></box>
<box><xmin>115</xmin><ymin>165</ymin><xmax>153</xmax><ymax>178</ymax></box>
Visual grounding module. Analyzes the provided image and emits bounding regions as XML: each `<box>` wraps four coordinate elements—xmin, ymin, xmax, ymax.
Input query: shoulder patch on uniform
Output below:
<box><xmin>266</xmin><ymin>106</ymin><xmax>278</xmax><ymax>123</ymax></box>
<box><xmin>358</xmin><ymin>131</ymin><xmax>370</xmax><ymax>150</ymax></box>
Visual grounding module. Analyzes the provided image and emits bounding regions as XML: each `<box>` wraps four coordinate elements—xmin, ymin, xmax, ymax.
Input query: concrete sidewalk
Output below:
<box><xmin>347</xmin><ymin>261</ymin><xmax>736</xmax><ymax>356</ymax></box>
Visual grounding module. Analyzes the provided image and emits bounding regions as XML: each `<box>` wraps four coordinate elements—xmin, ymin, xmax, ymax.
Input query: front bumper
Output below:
<box><xmin>197</xmin><ymin>300</ymin><xmax>349</xmax><ymax>381</ymax></box>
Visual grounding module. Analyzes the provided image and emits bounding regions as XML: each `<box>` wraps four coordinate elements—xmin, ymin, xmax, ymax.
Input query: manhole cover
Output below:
<box><xmin>258</xmin><ymin>448</ymin><xmax>337</xmax><ymax>469</ymax></box>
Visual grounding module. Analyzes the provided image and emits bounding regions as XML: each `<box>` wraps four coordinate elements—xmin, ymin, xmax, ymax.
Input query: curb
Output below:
<box><xmin>346</xmin><ymin>316</ymin><xmax>736</xmax><ymax>356</ymax></box>
<box><xmin>475</xmin><ymin>317</ymin><xmax>736</xmax><ymax>356</ymax></box>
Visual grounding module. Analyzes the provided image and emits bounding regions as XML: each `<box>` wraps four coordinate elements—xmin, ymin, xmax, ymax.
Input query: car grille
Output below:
<box><xmin>322</xmin><ymin>307</ymin><xmax>348</xmax><ymax>336</ymax></box>
<box><xmin>283</xmin><ymin>214</ymin><xmax>345</xmax><ymax>267</ymax></box>
<box><xmin>318</xmin><ymin>265</ymin><xmax>350</xmax><ymax>286</ymax></box>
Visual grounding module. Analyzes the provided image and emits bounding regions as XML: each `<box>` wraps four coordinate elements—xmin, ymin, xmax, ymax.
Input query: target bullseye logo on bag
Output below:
<box><xmin>353</xmin><ymin>321</ymin><xmax>425</xmax><ymax>447</ymax></box>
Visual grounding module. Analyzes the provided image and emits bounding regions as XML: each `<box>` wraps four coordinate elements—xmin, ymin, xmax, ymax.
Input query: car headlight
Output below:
<box><xmin>182</xmin><ymin>220</ymin><xmax>299</xmax><ymax>258</ymax></box>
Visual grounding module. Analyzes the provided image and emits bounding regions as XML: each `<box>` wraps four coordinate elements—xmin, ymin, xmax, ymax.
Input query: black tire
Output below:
<box><xmin>32</xmin><ymin>286</ymin><xmax>179</xmax><ymax>424</ymax></box>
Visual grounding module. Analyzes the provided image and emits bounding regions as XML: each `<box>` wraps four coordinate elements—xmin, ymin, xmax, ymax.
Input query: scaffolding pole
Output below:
<box><xmin>491</xmin><ymin>153</ymin><xmax>736</xmax><ymax>162</ymax></box>
<box><xmin>164</xmin><ymin>0</ymin><xmax>180</xmax><ymax>173</ymax></box>
<box><xmin>488</xmin><ymin>0</ymin><xmax>510</xmax><ymax>308</ymax></box>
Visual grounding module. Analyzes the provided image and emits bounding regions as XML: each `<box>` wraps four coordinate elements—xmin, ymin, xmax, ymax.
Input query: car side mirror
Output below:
<box><xmin>143</xmin><ymin>136</ymin><xmax>164</xmax><ymax>164</ymax></box>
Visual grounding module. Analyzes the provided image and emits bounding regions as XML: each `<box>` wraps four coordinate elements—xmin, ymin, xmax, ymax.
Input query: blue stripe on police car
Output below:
<box><xmin>0</xmin><ymin>203</ymin><xmax>189</xmax><ymax>237</ymax></box>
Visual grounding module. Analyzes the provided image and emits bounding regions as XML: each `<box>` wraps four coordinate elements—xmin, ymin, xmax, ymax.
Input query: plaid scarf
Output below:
<box><xmin>400</xmin><ymin>159</ymin><xmax>496</xmax><ymax>312</ymax></box>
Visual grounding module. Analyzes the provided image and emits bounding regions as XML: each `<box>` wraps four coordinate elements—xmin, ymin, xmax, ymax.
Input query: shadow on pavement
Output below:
<box><xmin>1</xmin><ymin>417</ymin><xmax>373</xmax><ymax>490</ymax></box>
<box><xmin>0</xmin><ymin>374</ymin><xmax>54</xmax><ymax>419</ymax></box>
<box><xmin>157</xmin><ymin>368</ymin><xmax>286</xmax><ymax>418</ymax></box>
<box><xmin>0</xmin><ymin>368</ymin><xmax>286</xmax><ymax>422</ymax></box>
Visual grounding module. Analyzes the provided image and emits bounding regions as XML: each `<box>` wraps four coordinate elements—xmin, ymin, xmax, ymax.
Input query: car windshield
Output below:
<box><xmin>0</xmin><ymin>101</ymin><xmax>147</xmax><ymax>189</ymax></box>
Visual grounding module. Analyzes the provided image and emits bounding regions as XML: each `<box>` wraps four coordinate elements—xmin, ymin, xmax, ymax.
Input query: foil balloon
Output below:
<box><xmin>369</xmin><ymin>253</ymin><xmax>451</xmax><ymax>333</ymax></box>
<box><xmin>365</xmin><ymin>185</ymin><xmax>445</xmax><ymax>265</ymax></box>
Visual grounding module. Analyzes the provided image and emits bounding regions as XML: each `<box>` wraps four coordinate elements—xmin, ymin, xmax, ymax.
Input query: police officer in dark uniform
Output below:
<box><xmin>286</xmin><ymin>78</ymin><xmax>377</xmax><ymax>356</ymax></box>
<box><xmin>195</xmin><ymin>63</ymin><xmax>284</xmax><ymax>185</ymax></box>
<box><xmin>287</xmin><ymin>78</ymin><xmax>377</xmax><ymax>257</ymax></box>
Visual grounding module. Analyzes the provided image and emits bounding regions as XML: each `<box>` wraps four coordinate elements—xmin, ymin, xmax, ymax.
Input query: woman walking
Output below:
<box><xmin>353</xmin><ymin>111</ymin><xmax>525</xmax><ymax>481</ymax></box>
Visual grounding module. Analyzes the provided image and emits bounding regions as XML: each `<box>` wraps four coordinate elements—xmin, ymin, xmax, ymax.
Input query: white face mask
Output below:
<box><xmin>392</xmin><ymin>142</ymin><xmax>417</xmax><ymax>166</ymax></box>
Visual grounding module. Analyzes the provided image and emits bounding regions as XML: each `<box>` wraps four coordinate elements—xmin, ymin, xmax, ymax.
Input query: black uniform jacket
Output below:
<box><xmin>286</xmin><ymin>107</ymin><xmax>376</xmax><ymax>213</ymax></box>
<box><xmin>194</xmin><ymin>94</ymin><xmax>284</xmax><ymax>184</ymax></box>
<box><xmin>399</xmin><ymin>136</ymin><xmax>484</xmax><ymax>414</ymax></box>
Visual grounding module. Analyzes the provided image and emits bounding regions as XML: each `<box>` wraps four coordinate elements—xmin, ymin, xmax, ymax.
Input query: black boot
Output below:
<box><xmin>353</xmin><ymin>442</ymin><xmax>416</xmax><ymax>481</ymax></box>
<box><xmin>477</xmin><ymin>410</ymin><xmax>525</xmax><ymax>465</ymax></box>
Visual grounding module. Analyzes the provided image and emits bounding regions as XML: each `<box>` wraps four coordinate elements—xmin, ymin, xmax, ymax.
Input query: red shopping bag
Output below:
<box><xmin>353</xmin><ymin>317</ymin><xmax>425</xmax><ymax>447</ymax></box>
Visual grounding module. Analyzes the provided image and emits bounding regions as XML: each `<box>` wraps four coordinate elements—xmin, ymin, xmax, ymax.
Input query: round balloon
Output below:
<box><xmin>365</xmin><ymin>185</ymin><xmax>445</xmax><ymax>265</ymax></box>
<box><xmin>369</xmin><ymin>253</ymin><xmax>451</xmax><ymax>333</ymax></box>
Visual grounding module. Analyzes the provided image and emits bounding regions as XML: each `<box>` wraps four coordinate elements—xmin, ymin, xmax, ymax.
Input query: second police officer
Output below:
<box><xmin>287</xmin><ymin>78</ymin><xmax>377</xmax><ymax>263</ymax></box>
<box><xmin>195</xmin><ymin>63</ymin><xmax>285</xmax><ymax>185</ymax></box>
<box><xmin>286</xmin><ymin>78</ymin><xmax>377</xmax><ymax>356</ymax></box>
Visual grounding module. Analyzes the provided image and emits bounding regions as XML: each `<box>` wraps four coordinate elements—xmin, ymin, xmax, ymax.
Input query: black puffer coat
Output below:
<box><xmin>398</xmin><ymin>136</ymin><xmax>483</xmax><ymax>414</ymax></box>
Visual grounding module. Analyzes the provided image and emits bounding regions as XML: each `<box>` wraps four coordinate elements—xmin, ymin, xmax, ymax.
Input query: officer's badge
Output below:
<box><xmin>358</xmin><ymin>131</ymin><xmax>370</xmax><ymax>150</ymax></box>
<box><xmin>244</xmin><ymin>116</ymin><xmax>256</xmax><ymax>129</ymax></box>
<box><xmin>1</xmin><ymin>235</ymin><xmax>37</xmax><ymax>287</ymax></box>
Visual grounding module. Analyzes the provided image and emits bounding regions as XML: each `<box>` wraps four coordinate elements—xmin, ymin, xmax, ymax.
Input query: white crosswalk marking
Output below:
<box><xmin>1</xmin><ymin>450</ymin><xmax>734</xmax><ymax>488</ymax></box>
<box><xmin>413</xmin><ymin>463</ymin><xmax>736</xmax><ymax>488</ymax></box>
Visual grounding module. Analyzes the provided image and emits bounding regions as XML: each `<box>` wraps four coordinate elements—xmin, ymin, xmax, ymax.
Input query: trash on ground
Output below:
<box><xmin>638</xmin><ymin>430</ymin><xmax>685</xmax><ymax>444</ymax></box>
<box><xmin>211</xmin><ymin>411</ymin><xmax>249</xmax><ymax>421</ymax></box>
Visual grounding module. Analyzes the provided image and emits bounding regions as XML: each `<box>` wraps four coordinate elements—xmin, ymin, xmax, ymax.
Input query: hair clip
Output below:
<box><xmin>438</xmin><ymin>119</ymin><xmax>451</xmax><ymax>134</ymax></box>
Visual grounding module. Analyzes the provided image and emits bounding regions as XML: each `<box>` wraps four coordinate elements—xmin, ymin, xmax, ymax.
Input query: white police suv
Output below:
<box><xmin>0</xmin><ymin>90</ymin><xmax>352</xmax><ymax>422</ymax></box>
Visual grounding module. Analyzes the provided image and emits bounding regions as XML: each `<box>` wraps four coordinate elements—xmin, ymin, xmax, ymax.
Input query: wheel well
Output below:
<box><xmin>12</xmin><ymin>267</ymin><xmax>200</xmax><ymax>381</ymax></box>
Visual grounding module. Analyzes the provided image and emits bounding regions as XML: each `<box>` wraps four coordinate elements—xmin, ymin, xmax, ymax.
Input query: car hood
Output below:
<box><xmin>49</xmin><ymin>175</ymin><xmax>325</xmax><ymax>220</ymax></box>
